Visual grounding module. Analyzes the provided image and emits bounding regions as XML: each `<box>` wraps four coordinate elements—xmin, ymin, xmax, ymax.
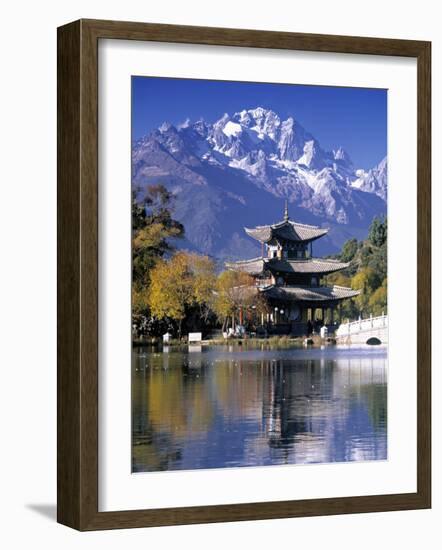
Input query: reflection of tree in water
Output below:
<box><xmin>338</xmin><ymin>355</ymin><xmax>387</xmax><ymax>435</ymax></box>
<box><xmin>132</xmin><ymin>347</ymin><xmax>387</xmax><ymax>471</ymax></box>
<box><xmin>211</xmin><ymin>359</ymin><xmax>264</xmax><ymax>420</ymax></box>
<box><xmin>132</xmin><ymin>426</ymin><xmax>182</xmax><ymax>472</ymax></box>
<box><xmin>351</xmin><ymin>383</ymin><xmax>387</xmax><ymax>434</ymax></box>
<box><xmin>132</xmin><ymin>350</ymin><xmax>216</xmax><ymax>472</ymax></box>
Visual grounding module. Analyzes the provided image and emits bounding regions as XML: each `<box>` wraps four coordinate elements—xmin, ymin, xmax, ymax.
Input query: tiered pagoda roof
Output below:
<box><xmin>225</xmin><ymin>201</ymin><xmax>360</xmax><ymax>310</ymax></box>
<box><xmin>225</xmin><ymin>257</ymin><xmax>350</xmax><ymax>276</ymax></box>
<box><xmin>262</xmin><ymin>285</ymin><xmax>360</xmax><ymax>303</ymax></box>
<box><xmin>244</xmin><ymin>219</ymin><xmax>328</xmax><ymax>244</ymax></box>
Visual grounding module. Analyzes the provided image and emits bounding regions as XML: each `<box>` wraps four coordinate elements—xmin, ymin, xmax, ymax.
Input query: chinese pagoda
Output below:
<box><xmin>226</xmin><ymin>201</ymin><xmax>359</xmax><ymax>336</ymax></box>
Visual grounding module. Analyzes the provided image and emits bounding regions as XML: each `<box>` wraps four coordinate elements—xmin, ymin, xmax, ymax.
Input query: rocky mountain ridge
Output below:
<box><xmin>132</xmin><ymin>107</ymin><xmax>387</xmax><ymax>259</ymax></box>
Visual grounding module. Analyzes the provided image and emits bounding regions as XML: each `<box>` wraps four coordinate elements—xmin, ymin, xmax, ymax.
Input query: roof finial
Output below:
<box><xmin>284</xmin><ymin>199</ymin><xmax>289</xmax><ymax>222</ymax></box>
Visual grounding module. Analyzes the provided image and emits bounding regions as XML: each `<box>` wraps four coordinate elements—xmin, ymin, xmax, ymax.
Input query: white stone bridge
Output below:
<box><xmin>335</xmin><ymin>314</ymin><xmax>388</xmax><ymax>345</ymax></box>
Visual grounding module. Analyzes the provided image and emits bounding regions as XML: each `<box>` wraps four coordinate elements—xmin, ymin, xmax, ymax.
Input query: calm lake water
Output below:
<box><xmin>132</xmin><ymin>345</ymin><xmax>387</xmax><ymax>472</ymax></box>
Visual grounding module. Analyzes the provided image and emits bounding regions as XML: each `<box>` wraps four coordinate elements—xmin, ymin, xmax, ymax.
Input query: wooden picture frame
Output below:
<box><xmin>57</xmin><ymin>18</ymin><xmax>431</xmax><ymax>530</ymax></box>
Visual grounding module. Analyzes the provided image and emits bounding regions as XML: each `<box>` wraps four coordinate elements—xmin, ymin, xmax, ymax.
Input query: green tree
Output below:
<box><xmin>364</xmin><ymin>243</ymin><xmax>387</xmax><ymax>281</ymax></box>
<box><xmin>328</xmin><ymin>215</ymin><xmax>388</xmax><ymax>321</ymax></box>
<box><xmin>368</xmin><ymin>278</ymin><xmax>388</xmax><ymax>316</ymax></box>
<box><xmin>132</xmin><ymin>184</ymin><xmax>184</xmax><ymax>286</ymax></box>
<box><xmin>368</xmin><ymin>215</ymin><xmax>387</xmax><ymax>247</ymax></box>
<box><xmin>351</xmin><ymin>267</ymin><xmax>382</xmax><ymax>316</ymax></box>
<box><xmin>340</xmin><ymin>238</ymin><xmax>359</xmax><ymax>263</ymax></box>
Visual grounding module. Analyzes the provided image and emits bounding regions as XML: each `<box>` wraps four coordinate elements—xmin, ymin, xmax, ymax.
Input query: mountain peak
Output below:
<box><xmin>297</xmin><ymin>139</ymin><xmax>327</xmax><ymax>170</ymax></box>
<box><xmin>333</xmin><ymin>146</ymin><xmax>353</xmax><ymax>166</ymax></box>
<box><xmin>177</xmin><ymin>118</ymin><xmax>191</xmax><ymax>129</ymax></box>
<box><xmin>334</xmin><ymin>146</ymin><xmax>347</xmax><ymax>159</ymax></box>
<box><xmin>351</xmin><ymin>156</ymin><xmax>387</xmax><ymax>200</ymax></box>
<box><xmin>249</xmin><ymin>106</ymin><xmax>268</xmax><ymax>116</ymax></box>
<box><xmin>377</xmin><ymin>156</ymin><xmax>387</xmax><ymax>171</ymax></box>
<box><xmin>232</xmin><ymin>107</ymin><xmax>280</xmax><ymax>132</ymax></box>
<box><xmin>238</xmin><ymin>106</ymin><xmax>277</xmax><ymax>119</ymax></box>
<box><xmin>159</xmin><ymin>121</ymin><xmax>175</xmax><ymax>133</ymax></box>
<box><xmin>133</xmin><ymin>105</ymin><xmax>387</xmax><ymax>259</ymax></box>
<box><xmin>191</xmin><ymin>119</ymin><xmax>210</xmax><ymax>137</ymax></box>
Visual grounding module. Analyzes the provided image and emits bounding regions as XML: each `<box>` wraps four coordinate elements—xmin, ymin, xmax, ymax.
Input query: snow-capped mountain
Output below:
<box><xmin>352</xmin><ymin>157</ymin><xmax>388</xmax><ymax>200</ymax></box>
<box><xmin>132</xmin><ymin>107</ymin><xmax>387</xmax><ymax>258</ymax></box>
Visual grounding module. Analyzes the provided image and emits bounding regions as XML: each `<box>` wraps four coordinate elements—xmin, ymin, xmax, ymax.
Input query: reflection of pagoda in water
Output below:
<box><xmin>257</xmin><ymin>357</ymin><xmax>387</xmax><ymax>464</ymax></box>
<box><xmin>226</xmin><ymin>201</ymin><xmax>359</xmax><ymax>335</ymax></box>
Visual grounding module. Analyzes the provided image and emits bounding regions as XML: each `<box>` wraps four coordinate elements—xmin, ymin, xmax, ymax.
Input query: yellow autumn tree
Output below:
<box><xmin>147</xmin><ymin>252</ymin><xmax>216</xmax><ymax>337</ymax></box>
<box><xmin>186</xmin><ymin>253</ymin><xmax>216</xmax><ymax>321</ymax></box>
<box><xmin>368</xmin><ymin>278</ymin><xmax>387</xmax><ymax>316</ymax></box>
<box><xmin>325</xmin><ymin>271</ymin><xmax>352</xmax><ymax>288</ymax></box>
<box><xmin>131</xmin><ymin>185</ymin><xmax>184</xmax><ymax>333</ymax></box>
<box><xmin>213</xmin><ymin>270</ymin><xmax>266</xmax><ymax>331</ymax></box>
<box><xmin>351</xmin><ymin>267</ymin><xmax>382</xmax><ymax>316</ymax></box>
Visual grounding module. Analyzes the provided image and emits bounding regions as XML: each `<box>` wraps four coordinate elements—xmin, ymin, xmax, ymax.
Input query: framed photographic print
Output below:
<box><xmin>57</xmin><ymin>19</ymin><xmax>431</xmax><ymax>530</ymax></box>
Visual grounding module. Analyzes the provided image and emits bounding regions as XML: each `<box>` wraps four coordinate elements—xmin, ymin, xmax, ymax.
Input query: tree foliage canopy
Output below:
<box><xmin>368</xmin><ymin>215</ymin><xmax>387</xmax><ymax>247</ymax></box>
<box><xmin>327</xmin><ymin>215</ymin><xmax>388</xmax><ymax>319</ymax></box>
<box><xmin>340</xmin><ymin>238</ymin><xmax>359</xmax><ymax>263</ymax></box>
<box><xmin>132</xmin><ymin>184</ymin><xmax>184</xmax><ymax>324</ymax></box>
<box><xmin>147</xmin><ymin>252</ymin><xmax>216</xmax><ymax>335</ymax></box>
<box><xmin>212</xmin><ymin>270</ymin><xmax>269</xmax><ymax>330</ymax></box>
<box><xmin>132</xmin><ymin>185</ymin><xmax>184</xmax><ymax>288</ymax></box>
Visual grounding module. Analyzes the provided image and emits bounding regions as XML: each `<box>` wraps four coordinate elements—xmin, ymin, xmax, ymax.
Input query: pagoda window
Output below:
<box><xmin>311</xmin><ymin>276</ymin><xmax>318</xmax><ymax>286</ymax></box>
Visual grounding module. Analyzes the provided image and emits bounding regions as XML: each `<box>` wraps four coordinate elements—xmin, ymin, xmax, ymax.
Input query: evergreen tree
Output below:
<box><xmin>368</xmin><ymin>216</ymin><xmax>387</xmax><ymax>247</ymax></box>
<box><xmin>340</xmin><ymin>238</ymin><xmax>358</xmax><ymax>263</ymax></box>
<box><xmin>327</xmin><ymin>215</ymin><xmax>388</xmax><ymax>320</ymax></box>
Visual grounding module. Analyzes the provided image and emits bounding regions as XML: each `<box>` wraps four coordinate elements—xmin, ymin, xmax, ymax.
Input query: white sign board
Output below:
<box><xmin>188</xmin><ymin>332</ymin><xmax>202</xmax><ymax>343</ymax></box>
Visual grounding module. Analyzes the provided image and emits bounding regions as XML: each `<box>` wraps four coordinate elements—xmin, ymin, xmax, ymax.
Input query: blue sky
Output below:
<box><xmin>132</xmin><ymin>76</ymin><xmax>387</xmax><ymax>170</ymax></box>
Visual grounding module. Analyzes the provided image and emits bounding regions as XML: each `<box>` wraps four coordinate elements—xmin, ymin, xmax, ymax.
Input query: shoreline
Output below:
<box><xmin>132</xmin><ymin>334</ymin><xmax>337</xmax><ymax>348</ymax></box>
